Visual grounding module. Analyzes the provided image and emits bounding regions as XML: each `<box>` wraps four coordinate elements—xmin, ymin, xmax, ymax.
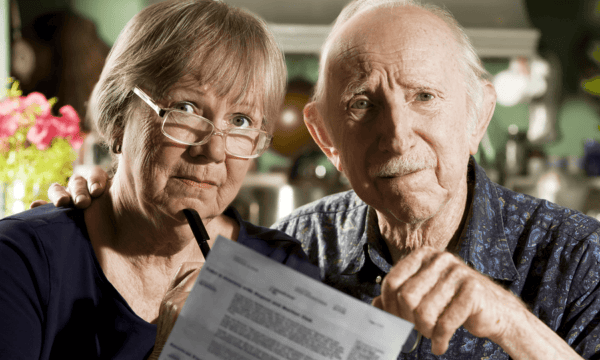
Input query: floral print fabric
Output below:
<box><xmin>273</xmin><ymin>158</ymin><xmax>600</xmax><ymax>359</ymax></box>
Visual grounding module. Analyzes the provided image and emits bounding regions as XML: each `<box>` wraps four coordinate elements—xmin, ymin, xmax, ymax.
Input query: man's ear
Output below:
<box><xmin>469</xmin><ymin>81</ymin><xmax>497</xmax><ymax>155</ymax></box>
<box><xmin>303</xmin><ymin>101</ymin><xmax>343</xmax><ymax>172</ymax></box>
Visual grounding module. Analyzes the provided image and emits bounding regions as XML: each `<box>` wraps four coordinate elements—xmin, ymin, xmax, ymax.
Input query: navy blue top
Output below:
<box><xmin>274</xmin><ymin>157</ymin><xmax>600</xmax><ymax>359</ymax></box>
<box><xmin>0</xmin><ymin>204</ymin><xmax>319</xmax><ymax>360</ymax></box>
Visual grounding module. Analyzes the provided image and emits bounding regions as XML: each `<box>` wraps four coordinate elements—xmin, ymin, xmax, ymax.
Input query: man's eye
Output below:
<box><xmin>416</xmin><ymin>93</ymin><xmax>435</xmax><ymax>102</ymax></box>
<box><xmin>173</xmin><ymin>102</ymin><xmax>196</xmax><ymax>113</ymax></box>
<box><xmin>230</xmin><ymin>115</ymin><xmax>252</xmax><ymax>128</ymax></box>
<box><xmin>350</xmin><ymin>99</ymin><xmax>372</xmax><ymax>110</ymax></box>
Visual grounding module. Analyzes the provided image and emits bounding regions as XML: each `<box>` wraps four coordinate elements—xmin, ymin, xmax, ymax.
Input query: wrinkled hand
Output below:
<box><xmin>30</xmin><ymin>165</ymin><xmax>110</xmax><ymax>209</ymax></box>
<box><xmin>149</xmin><ymin>262</ymin><xmax>203</xmax><ymax>360</ymax></box>
<box><xmin>372</xmin><ymin>247</ymin><xmax>525</xmax><ymax>356</ymax></box>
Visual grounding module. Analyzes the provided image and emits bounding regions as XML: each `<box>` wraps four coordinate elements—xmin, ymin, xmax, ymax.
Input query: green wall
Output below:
<box><xmin>71</xmin><ymin>0</ymin><xmax>145</xmax><ymax>46</ymax></box>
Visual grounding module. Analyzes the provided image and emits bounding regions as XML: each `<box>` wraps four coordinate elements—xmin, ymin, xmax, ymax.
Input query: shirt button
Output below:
<box><xmin>375</xmin><ymin>275</ymin><xmax>383</xmax><ymax>284</ymax></box>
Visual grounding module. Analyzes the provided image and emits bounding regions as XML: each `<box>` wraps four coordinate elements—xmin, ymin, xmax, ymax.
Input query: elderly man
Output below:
<box><xmin>44</xmin><ymin>0</ymin><xmax>598</xmax><ymax>359</ymax></box>
<box><xmin>272</xmin><ymin>1</ymin><xmax>598</xmax><ymax>359</ymax></box>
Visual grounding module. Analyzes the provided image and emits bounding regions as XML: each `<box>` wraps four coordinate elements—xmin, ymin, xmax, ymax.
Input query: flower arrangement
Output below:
<box><xmin>0</xmin><ymin>79</ymin><xmax>83</xmax><ymax>216</ymax></box>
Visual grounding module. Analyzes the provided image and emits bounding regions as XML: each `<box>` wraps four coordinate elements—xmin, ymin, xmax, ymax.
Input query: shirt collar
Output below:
<box><xmin>364</xmin><ymin>157</ymin><xmax>520</xmax><ymax>282</ymax></box>
<box><xmin>456</xmin><ymin>157</ymin><xmax>520</xmax><ymax>281</ymax></box>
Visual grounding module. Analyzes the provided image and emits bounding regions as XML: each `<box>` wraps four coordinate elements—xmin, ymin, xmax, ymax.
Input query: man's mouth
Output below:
<box><xmin>179</xmin><ymin>178</ymin><xmax>216</xmax><ymax>189</ymax></box>
<box><xmin>377</xmin><ymin>168</ymin><xmax>423</xmax><ymax>178</ymax></box>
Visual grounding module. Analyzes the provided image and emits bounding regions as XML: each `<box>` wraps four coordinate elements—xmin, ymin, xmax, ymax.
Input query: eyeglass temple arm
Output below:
<box><xmin>133</xmin><ymin>87</ymin><xmax>166</xmax><ymax>117</ymax></box>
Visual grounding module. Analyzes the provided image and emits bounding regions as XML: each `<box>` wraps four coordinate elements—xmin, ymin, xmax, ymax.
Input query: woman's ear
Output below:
<box><xmin>469</xmin><ymin>81</ymin><xmax>497</xmax><ymax>155</ymax></box>
<box><xmin>303</xmin><ymin>101</ymin><xmax>343</xmax><ymax>172</ymax></box>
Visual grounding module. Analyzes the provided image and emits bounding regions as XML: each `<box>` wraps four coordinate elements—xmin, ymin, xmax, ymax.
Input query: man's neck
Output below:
<box><xmin>376</xmin><ymin>178</ymin><xmax>473</xmax><ymax>264</ymax></box>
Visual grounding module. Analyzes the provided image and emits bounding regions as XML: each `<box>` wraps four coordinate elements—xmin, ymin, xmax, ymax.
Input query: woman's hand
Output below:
<box><xmin>148</xmin><ymin>262</ymin><xmax>203</xmax><ymax>360</ymax></box>
<box><xmin>30</xmin><ymin>165</ymin><xmax>110</xmax><ymax>209</ymax></box>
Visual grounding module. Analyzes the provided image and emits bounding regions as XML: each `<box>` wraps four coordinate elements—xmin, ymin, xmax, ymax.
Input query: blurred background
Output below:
<box><xmin>2</xmin><ymin>0</ymin><xmax>600</xmax><ymax>225</ymax></box>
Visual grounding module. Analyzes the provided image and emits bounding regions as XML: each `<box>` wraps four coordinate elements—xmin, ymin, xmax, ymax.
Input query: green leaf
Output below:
<box><xmin>583</xmin><ymin>76</ymin><xmax>600</xmax><ymax>96</ymax></box>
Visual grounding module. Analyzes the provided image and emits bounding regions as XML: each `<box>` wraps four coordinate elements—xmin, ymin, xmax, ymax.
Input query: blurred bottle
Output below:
<box><xmin>583</xmin><ymin>139</ymin><xmax>600</xmax><ymax>177</ymax></box>
<box><xmin>504</xmin><ymin>124</ymin><xmax>528</xmax><ymax>177</ymax></box>
<box><xmin>536</xmin><ymin>155</ymin><xmax>587</xmax><ymax>211</ymax></box>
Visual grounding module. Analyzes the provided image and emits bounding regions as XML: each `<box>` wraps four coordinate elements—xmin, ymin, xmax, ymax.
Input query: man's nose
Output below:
<box><xmin>188</xmin><ymin>131</ymin><xmax>226</xmax><ymax>162</ymax></box>
<box><xmin>377</xmin><ymin>103</ymin><xmax>416</xmax><ymax>154</ymax></box>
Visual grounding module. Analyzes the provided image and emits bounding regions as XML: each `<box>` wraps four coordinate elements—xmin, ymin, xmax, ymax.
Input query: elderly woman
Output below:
<box><xmin>0</xmin><ymin>1</ymin><xmax>319</xmax><ymax>359</ymax></box>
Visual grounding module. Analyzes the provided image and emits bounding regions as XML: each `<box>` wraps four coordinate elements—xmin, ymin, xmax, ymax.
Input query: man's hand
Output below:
<box><xmin>148</xmin><ymin>262</ymin><xmax>203</xmax><ymax>360</ymax></box>
<box><xmin>372</xmin><ymin>247</ymin><xmax>524</xmax><ymax>356</ymax></box>
<box><xmin>30</xmin><ymin>165</ymin><xmax>110</xmax><ymax>209</ymax></box>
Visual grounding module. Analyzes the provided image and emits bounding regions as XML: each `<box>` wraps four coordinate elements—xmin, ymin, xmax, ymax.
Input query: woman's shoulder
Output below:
<box><xmin>0</xmin><ymin>204</ymin><xmax>93</xmax><ymax>283</ymax></box>
<box><xmin>0</xmin><ymin>204</ymin><xmax>88</xmax><ymax>246</ymax></box>
<box><xmin>224</xmin><ymin>206</ymin><xmax>320</xmax><ymax>280</ymax></box>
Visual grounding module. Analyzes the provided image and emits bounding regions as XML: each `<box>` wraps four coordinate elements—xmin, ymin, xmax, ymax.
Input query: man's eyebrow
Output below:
<box><xmin>340</xmin><ymin>77</ymin><xmax>369</xmax><ymax>103</ymax></box>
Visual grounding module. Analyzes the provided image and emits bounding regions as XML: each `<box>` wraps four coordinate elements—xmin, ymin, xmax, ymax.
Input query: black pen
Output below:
<box><xmin>183</xmin><ymin>208</ymin><xmax>211</xmax><ymax>259</ymax></box>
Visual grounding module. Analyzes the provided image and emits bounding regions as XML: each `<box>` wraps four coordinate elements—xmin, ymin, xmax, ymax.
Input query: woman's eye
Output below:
<box><xmin>349</xmin><ymin>99</ymin><xmax>372</xmax><ymax>110</ymax></box>
<box><xmin>416</xmin><ymin>93</ymin><xmax>435</xmax><ymax>102</ymax></box>
<box><xmin>174</xmin><ymin>102</ymin><xmax>196</xmax><ymax>113</ymax></box>
<box><xmin>230</xmin><ymin>115</ymin><xmax>252</xmax><ymax>128</ymax></box>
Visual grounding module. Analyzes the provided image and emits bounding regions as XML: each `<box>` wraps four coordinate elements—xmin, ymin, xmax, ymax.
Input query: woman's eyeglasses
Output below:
<box><xmin>133</xmin><ymin>87</ymin><xmax>272</xmax><ymax>159</ymax></box>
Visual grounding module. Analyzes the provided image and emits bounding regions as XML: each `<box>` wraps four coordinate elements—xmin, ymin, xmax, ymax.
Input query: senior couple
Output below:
<box><xmin>2</xmin><ymin>0</ymin><xmax>597</xmax><ymax>359</ymax></box>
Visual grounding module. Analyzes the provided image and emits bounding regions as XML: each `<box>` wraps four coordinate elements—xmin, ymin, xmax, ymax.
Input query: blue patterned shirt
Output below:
<box><xmin>273</xmin><ymin>158</ymin><xmax>600</xmax><ymax>359</ymax></box>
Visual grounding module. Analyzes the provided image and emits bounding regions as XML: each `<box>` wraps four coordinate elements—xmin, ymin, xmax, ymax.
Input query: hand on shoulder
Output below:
<box><xmin>30</xmin><ymin>165</ymin><xmax>110</xmax><ymax>210</ymax></box>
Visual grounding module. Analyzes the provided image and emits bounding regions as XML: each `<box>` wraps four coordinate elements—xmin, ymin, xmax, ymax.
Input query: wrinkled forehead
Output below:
<box><xmin>324</xmin><ymin>6</ymin><xmax>461</xmax><ymax>90</ymax></box>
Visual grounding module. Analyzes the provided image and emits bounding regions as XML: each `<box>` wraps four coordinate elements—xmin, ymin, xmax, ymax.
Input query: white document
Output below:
<box><xmin>158</xmin><ymin>235</ymin><xmax>415</xmax><ymax>360</ymax></box>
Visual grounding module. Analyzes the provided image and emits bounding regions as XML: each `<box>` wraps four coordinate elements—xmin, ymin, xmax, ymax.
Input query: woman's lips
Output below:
<box><xmin>179</xmin><ymin>178</ymin><xmax>215</xmax><ymax>189</ymax></box>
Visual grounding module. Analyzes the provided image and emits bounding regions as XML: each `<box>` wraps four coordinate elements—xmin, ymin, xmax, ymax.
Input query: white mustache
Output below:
<box><xmin>368</xmin><ymin>156</ymin><xmax>436</xmax><ymax>178</ymax></box>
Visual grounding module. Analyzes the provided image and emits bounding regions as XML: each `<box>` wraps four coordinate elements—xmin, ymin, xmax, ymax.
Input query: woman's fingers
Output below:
<box><xmin>153</xmin><ymin>262</ymin><xmax>204</xmax><ymax>358</ymax></box>
<box><xmin>168</xmin><ymin>262</ymin><xmax>203</xmax><ymax>291</ymax></box>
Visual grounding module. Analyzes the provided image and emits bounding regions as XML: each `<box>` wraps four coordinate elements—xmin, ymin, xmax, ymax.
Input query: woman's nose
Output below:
<box><xmin>187</xmin><ymin>132</ymin><xmax>226</xmax><ymax>162</ymax></box>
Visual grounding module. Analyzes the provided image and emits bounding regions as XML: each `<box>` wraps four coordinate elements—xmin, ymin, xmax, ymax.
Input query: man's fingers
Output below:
<box><xmin>66</xmin><ymin>175</ymin><xmax>94</xmax><ymax>208</ymax></box>
<box><xmin>372</xmin><ymin>296</ymin><xmax>383</xmax><ymax>309</ymax></box>
<box><xmin>429</xmin><ymin>284</ymin><xmax>474</xmax><ymax>355</ymax></box>
<box><xmin>48</xmin><ymin>183</ymin><xmax>74</xmax><ymax>207</ymax></box>
<box><xmin>30</xmin><ymin>200</ymin><xmax>48</xmax><ymax>209</ymax></box>
<box><xmin>380</xmin><ymin>247</ymin><xmax>439</xmax><ymax>320</ymax></box>
<box><xmin>411</xmin><ymin>262</ymin><xmax>468</xmax><ymax>339</ymax></box>
<box><xmin>85</xmin><ymin>165</ymin><xmax>109</xmax><ymax>197</ymax></box>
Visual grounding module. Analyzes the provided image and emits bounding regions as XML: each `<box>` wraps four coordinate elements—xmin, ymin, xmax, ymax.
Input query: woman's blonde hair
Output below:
<box><xmin>89</xmin><ymin>0</ymin><xmax>286</xmax><ymax>153</ymax></box>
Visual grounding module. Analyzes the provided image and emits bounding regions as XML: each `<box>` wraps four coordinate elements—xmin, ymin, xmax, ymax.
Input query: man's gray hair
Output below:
<box><xmin>314</xmin><ymin>0</ymin><xmax>491</xmax><ymax>133</ymax></box>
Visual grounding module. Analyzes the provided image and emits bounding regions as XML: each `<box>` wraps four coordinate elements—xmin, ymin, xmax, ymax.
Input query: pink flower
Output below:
<box><xmin>1</xmin><ymin>88</ymin><xmax>83</xmax><ymax>150</ymax></box>
<box><xmin>26</xmin><ymin>105</ymin><xmax>83</xmax><ymax>150</ymax></box>
<box><xmin>0</xmin><ymin>97</ymin><xmax>20</xmax><ymax>116</ymax></box>
<box><xmin>0</xmin><ymin>114</ymin><xmax>19</xmax><ymax>139</ymax></box>
<box><xmin>57</xmin><ymin>105</ymin><xmax>83</xmax><ymax>150</ymax></box>
<box><xmin>20</xmin><ymin>92</ymin><xmax>52</xmax><ymax>118</ymax></box>
<box><xmin>26</xmin><ymin>114</ymin><xmax>60</xmax><ymax>150</ymax></box>
<box><xmin>0</xmin><ymin>98</ymin><xmax>21</xmax><ymax>139</ymax></box>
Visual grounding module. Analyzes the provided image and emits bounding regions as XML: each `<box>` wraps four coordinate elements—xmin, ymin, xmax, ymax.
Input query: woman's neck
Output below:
<box><xmin>81</xmin><ymin>183</ymin><xmax>239</xmax><ymax>322</ymax></box>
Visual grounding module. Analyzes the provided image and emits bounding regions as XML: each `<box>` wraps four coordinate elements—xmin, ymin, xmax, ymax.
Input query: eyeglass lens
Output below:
<box><xmin>163</xmin><ymin>111</ymin><xmax>267</xmax><ymax>156</ymax></box>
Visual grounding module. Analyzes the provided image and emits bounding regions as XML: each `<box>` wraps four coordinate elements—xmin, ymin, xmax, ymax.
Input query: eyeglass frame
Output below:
<box><xmin>132</xmin><ymin>87</ymin><xmax>273</xmax><ymax>159</ymax></box>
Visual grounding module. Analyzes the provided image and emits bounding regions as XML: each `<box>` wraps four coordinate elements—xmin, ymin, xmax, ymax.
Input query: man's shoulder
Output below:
<box><xmin>493</xmin><ymin>183</ymin><xmax>600</xmax><ymax>241</ymax></box>
<box><xmin>273</xmin><ymin>189</ymin><xmax>368</xmax><ymax>231</ymax></box>
<box><xmin>272</xmin><ymin>189</ymin><xmax>369</xmax><ymax>253</ymax></box>
<box><xmin>273</xmin><ymin>190</ymin><xmax>370</xmax><ymax>278</ymax></box>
